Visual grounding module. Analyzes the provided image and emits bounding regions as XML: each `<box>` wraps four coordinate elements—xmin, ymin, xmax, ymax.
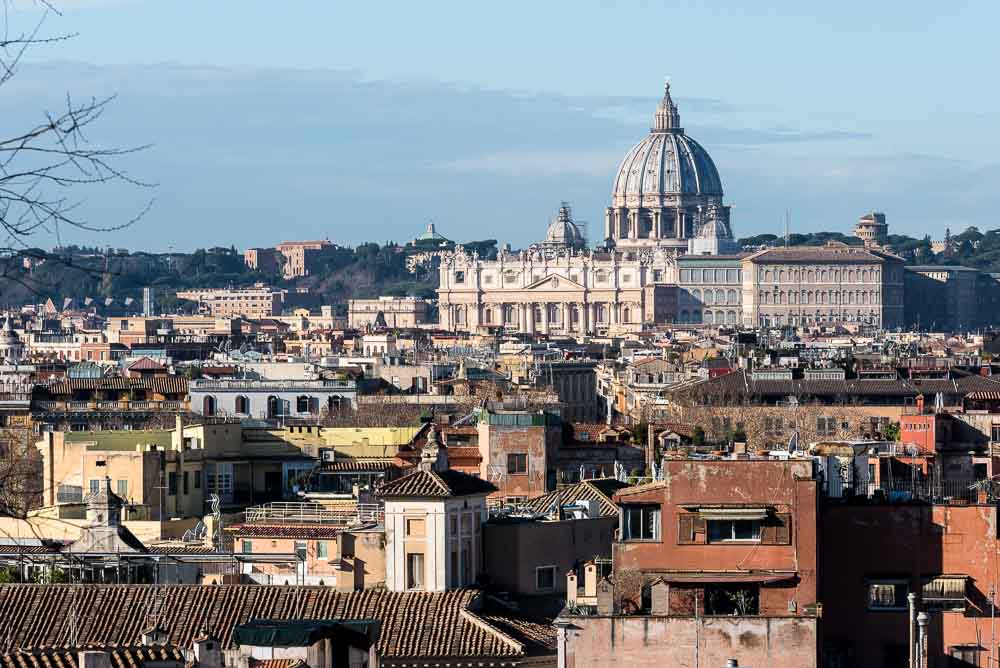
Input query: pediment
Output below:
<box><xmin>524</xmin><ymin>274</ymin><xmax>586</xmax><ymax>291</ymax></box>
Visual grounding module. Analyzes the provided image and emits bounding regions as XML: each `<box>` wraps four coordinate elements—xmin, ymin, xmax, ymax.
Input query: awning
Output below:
<box><xmin>696</xmin><ymin>507</ymin><xmax>770</xmax><ymax>521</ymax></box>
<box><xmin>922</xmin><ymin>575</ymin><xmax>967</xmax><ymax>600</ymax></box>
<box><xmin>659</xmin><ymin>572</ymin><xmax>796</xmax><ymax>584</ymax></box>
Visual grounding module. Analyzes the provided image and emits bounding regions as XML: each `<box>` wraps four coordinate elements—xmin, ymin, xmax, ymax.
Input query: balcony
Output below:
<box><xmin>34</xmin><ymin>399</ymin><xmax>187</xmax><ymax>413</ymax></box>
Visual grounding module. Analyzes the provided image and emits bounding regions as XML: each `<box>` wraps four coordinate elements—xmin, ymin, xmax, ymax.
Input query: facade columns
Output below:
<box><xmin>653</xmin><ymin>211</ymin><xmax>661</xmax><ymax>239</ymax></box>
<box><xmin>675</xmin><ymin>208</ymin><xmax>683</xmax><ymax>239</ymax></box>
<box><xmin>541</xmin><ymin>303</ymin><xmax>549</xmax><ymax>334</ymax></box>
<box><xmin>526</xmin><ymin>302</ymin><xmax>535</xmax><ymax>334</ymax></box>
<box><xmin>581</xmin><ymin>302</ymin><xmax>589</xmax><ymax>334</ymax></box>
<box><xmin>561</xmin><ymin>303</ymin><xmax>570</xmax><ymax>332</ymax></box>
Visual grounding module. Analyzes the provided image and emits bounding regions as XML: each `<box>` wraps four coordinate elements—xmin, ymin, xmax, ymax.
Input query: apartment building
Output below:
<box><xmin>175</xmin><ymin>286</ymin><xmax>283</xmax><ymax>319</ymax></box>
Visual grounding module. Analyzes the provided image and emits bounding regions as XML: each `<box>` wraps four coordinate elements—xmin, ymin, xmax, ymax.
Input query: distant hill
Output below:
<box><xmin>0</xmin><ymin>239</ymin><xmax>493</xmax><ymax>311</ymax></box>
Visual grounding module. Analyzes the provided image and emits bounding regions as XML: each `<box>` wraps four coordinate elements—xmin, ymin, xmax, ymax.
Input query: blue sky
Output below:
<box><xmin>7</xmin><ymin>0</ymin><xmax>1000</xmax><ymax>250</ymax></box>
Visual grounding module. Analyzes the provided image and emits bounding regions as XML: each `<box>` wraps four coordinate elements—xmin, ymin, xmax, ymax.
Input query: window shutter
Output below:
<box><xmin>774</xmin><ymin>513</ymin><xmax>791</xmax><ymax>544</ymax></box>
<box><xmin>692</xmin><ymin>516</ymin><xmax>706</xmax><ymax>542</ymax></box>
<box><xmin>678</xmin><ymin>514</ymin><xmax>694</xmax><ymax>544</ymax></box>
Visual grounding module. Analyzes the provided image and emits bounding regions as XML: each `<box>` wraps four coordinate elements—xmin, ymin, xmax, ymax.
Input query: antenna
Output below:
<box><xmin>784</xmin><ymin>210</ymin><xmax>790</xmax><ymax>247</ymax></box>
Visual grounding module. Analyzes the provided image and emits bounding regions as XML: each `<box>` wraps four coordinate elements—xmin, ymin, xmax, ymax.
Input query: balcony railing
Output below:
<box><xmin>34</xmin><ymin>400</ymin><xmax>187</xmax><ymax>413</ymax></box>
<box><xmin>244</xmin><ymin>501</ymin><xmax>383</xmax><ymax>525</ymax></box>
<box><xmin>192</xmin><ymin>379</ymin><xmax>355</xmax><ymax>391</ymax></box>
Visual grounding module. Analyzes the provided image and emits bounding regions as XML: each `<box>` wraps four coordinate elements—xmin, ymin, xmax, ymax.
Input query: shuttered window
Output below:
<box><xmin>677</xmin><ymin>513</ymin><xmax>706</xmax><ymax>544</ymax></box>
<box><xmin>760</xmin><ymin>513</ymin><xmax>792</xmax><ymax>545</ymax></box>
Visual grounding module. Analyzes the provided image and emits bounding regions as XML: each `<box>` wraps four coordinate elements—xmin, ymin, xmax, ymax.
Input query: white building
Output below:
<box><xmin>379</xmin><ymin>426</ymin><xmax>496</xmax><ymax>592</ymax></box>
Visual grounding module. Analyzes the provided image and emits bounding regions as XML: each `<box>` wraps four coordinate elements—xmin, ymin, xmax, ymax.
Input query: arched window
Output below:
<box><xmin>727</xmin><ymin>310</ymin><xmax>737</xmax><ymax>325</ymax></box>
<box><xmin>267</xmin><ymin>396</ymin><xmax>281</xmax><ymax>419</ymax></box>
<box><xmin>715</xmin><ymin>289</ymin><xmax>725</xmax><ymax>304</ymax></box>
<box><xmin>203</xmin><ymin>395</ymin><xmax>216</xmax><ymax>417</ymax></box>
<box><xmin>622</xmin><ymin>307</ymin><xmax>631</xmax><ymax>324</ymax></box>
<box><xmin>727</xmin><ymin>289</ymin><xmax>737</xmax><ymax>304</ymax></box>
<box><xmin>235</xmin><ymin>395</ymin><xmax>250</xmax><ymax>415</ymax></box>
<box><xmin>679</xmin><ymin>310</ymin><xmax>689</xmax><ymax>323</ymax></box>
<box><xmin>704</xmin><ymin>290</ymin><xmax>714</xmax><ymax>305</ymax></box>
<box><xmin>692</xmin><ymin>289</ymin><xmax>702</xmax><ymax>303</ymax></box>
<box><xmin>549</xmin><ymin>304</ymin><xmax>560</xmax><ymax>324</ymax></box>
<box><xmin>693</xmin><ymin>310</ymin><xmax>702</xmax><ymax>324</ymax></box>
<box><xmin>704</xmin><ymin>310</ymin><xmax>714</xmax><ymax>325</ymax></box>
<box><xmin>327</xmin><ymin>396</ymin><xmax>343</xmax><ymax>414</ymax></box>
<box><xmin>483</xmin><ymin>308</ymin><xmax>493</xmax><ymax>324</ymax></box>
<box><xmin>296</xmin><ymin>395</ymin><xmax>311</xmax><ymax>413</ymax></box>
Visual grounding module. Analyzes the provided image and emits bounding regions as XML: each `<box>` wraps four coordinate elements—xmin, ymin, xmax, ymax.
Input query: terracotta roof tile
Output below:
<box><xmin>521</xmin><ymin>479</ymin><xmax>627</xmax><ymax>518</ymax></box>
<box><xmin>378</xmin><ymin>469</ymin><xmax>497</xmax><ymax>499</ymax></box>
<box><xmin>0</xmin><ymin>585</ymin><xmax>523</xmax><ymax>659</ymax></box>
<box><xmin>231</xmin><ymin>524</ymin><xmax>343</xmax><ymax>539</ymax></box>
<box><xmin>0</xmin><ymin>645</ymin><xmax>185</xmax><ymax>668</ymax></box>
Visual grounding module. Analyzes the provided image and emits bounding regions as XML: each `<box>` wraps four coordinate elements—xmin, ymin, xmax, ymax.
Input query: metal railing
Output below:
<box><xmin>34</xmin><ymin>399</ymin><xmax>186</xmax><ymax>412</ymax></box>
<box><xmin>870</xmin><ymin>478</ymin><xmax>991</xmax><ymax>504</ymax></box>
<box><xmin>192</xmin><ymin>379</ymin><xmax>355</xmax><ymax>391</ymax></box>
<box><xmin>244</xmin><ymin>501</ymin><xmax>383</xmax><ymax>525</ymax></box>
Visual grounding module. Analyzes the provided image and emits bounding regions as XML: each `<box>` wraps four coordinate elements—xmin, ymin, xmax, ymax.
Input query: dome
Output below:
<box><xmin>543</xmin><ymin>202</ymin><xmax>585</xmax><ymax>249</ymax></box>
<box><xmin>611</xmin><ymin>82</ymin><xmax>723</xmax><ymax>207</ymax></box>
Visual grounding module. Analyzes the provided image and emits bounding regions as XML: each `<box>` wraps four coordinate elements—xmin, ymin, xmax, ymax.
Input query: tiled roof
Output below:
<box><xmin>320</xmin><ymin>459</ymin><xmax>398</xmax><ymax>472</ymax></box>
<box><xmin>521</xmin><ymin>479</ymin><xmax>628</xmax><ymax>518</ymax></box>
<box><xmin>231</xmin><ymin>524</ymin><xmax>342</xmax><ymax>539</ymax></box>
<box><xmin>745</xmin><ymin>245</ymin><xmax>899</xmax><ymax>265</ymax></box>
<box><xmin>250</xmin><ymin>660</ymin><xmax>306</xmax><ymax>668</ymax></box>
<box><xmin>0</xmin><ymin>645</ymin><xmax>185</xmax><ymax>668</ymax></box>
<box><xmin>46</xmin><ymin>377</ymin><xmax>188</xmax><ymax>396</ymax></box>
<box><xmin>672</xmin><ymin>369</ymin><xmax>936</xmax><ymax>401</ymax></box>
<box><xmin>0</xmin><ymin>585</ymin><xmax>524</xmax><ymax>659</ymax></box>
<box><xmin>379</xmin><ymin>469</ymin><xmax>497</xmax><ymax>499</ymax></box>
<box><xmin>126</xmin><ymin>357</ymin><xmax>166</xmax><ymax>372</ymax></box>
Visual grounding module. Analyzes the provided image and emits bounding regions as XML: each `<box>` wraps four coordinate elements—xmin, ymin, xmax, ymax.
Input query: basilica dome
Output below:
<box><xmin>610</xmin><ymin>82</ymin><xmax>723</xmax><ymax>207</ymax></box>
<box><xmin>543</xmin><ymin>202</ymin><xmax>585</xmax><ymax>249</ymax></box>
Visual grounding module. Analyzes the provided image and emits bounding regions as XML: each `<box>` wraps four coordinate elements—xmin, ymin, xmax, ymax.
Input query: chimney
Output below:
<box><xmin>596</xmin><ymin>578</ymin><xmax>614</xmax><ymax>615</ymax></box>
<box><xmin>193</xmin><ymin>632</ymin><xmax>223</xmax><ymax>668</ymax></box>
<box><xmin>915</xmin><ymin>394</ymin><xmax>925</xmax><ymax>414</ymax></box>
<box><xmin>566</xmin><ymin>572</ymin><xmax>578</xmax><ymax>606</ymax></box>
<box><xmin>141</xmin><ymin>625</ymin><xmax>169</xmax><ymax>647</ymax></box>
<box><xmin>78</xmin><ymin>651</ymin><xmax>111</xmax><ymax>668</ymax></box>
<box><xmin>583</xmin><ymin>562</ymin><xmax>598</xmax><ymax>599</ymax></box>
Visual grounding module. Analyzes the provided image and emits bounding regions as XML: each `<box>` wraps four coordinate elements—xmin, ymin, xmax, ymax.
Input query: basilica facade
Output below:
<box><xmin>437</xmin><ymin>83</ymin><xmax>734</xmax><ymax>335</ymax></box>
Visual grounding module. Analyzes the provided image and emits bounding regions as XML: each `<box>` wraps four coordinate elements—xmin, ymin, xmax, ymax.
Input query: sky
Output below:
<box><xmin>5</xmin><ymin>0</ymin><xmax>1000</xmax><ymax>251</ymax></box>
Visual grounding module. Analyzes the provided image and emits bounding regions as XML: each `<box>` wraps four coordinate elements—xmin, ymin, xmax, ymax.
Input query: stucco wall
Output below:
<box><xmin>559</xmin><ymin>615</ymin><xmax>818</xmax><ymax>668</ymax></box>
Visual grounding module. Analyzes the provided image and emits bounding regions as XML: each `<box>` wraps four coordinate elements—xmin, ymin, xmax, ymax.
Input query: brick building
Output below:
<box><xmin>556</xmin><ymin>457</ymin><xmax>820</xmax><ymax>668</ymax></box>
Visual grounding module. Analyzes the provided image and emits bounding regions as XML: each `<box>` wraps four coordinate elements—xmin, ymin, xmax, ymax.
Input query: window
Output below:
<box><xmin>454</xmin><ymin>271</ymin><xmax>465</xmax><ymax>284</ymax></box>
<box><xmin>168</xmin><ymin>472</ymin><xmax>178</xmax><ymax>496</ymax></box>
<box><xmin>705</xmin><ymin>584</ymin><xmax>759</xmax><ymax>616</ymax></box>
<box><xmin>194</xmin><ymin>469</ymin><xmax>202</xmax><ymax>489</ymax></box>
<box><xmin>242</xmin><ymin>540</ymin><xmax>253</xmax><ymax>554</ymax></box>
<box><xmin>764</xmin><ymin>416</ymin><xmax>784</xmax><ymax>433</ymax></box>
<box><xmin>316</xmin><ymin>540</ymin><xmax>329</xmax><ymax>559</ymax></box>
<box><xmin>406</xmin><ymin>553</ymin><xmax>425</xmax><ymax>590</ymax></box>
<box><xmin>536</xmin><ymin>566</ymin><xmax>557</xmax><ymax>592</ymax></box>
<box><xmin>295</xmin><ymin>541</ymin><xmax>307</xmax><ymax>559</ymax></box>
<box><xmin>89</xmin><ymin>479</ymin><xmax>102</xmax><ymax>495</ymax></box>
<box><xmin>707</xmin><ymin>519</ymin><xmax>761</xmax><ymax>542</ymax></box>
<box><xmin>816</xmin><ymin>416</ymin><xmax>837</xmax><ymax>437</ymax></box>
<box><xmin>866</xmin><ymin>579</ymin><xmax>908</xmax><ymax>611</ymax></box>
<box><xmin>622</xmin><ymin>505</ymin><xmax>660</xmax><ymax>541</ymax></box>
<box><xmin>507</xmin><ymin>453</ymin><xmax>528</xmax><ymax>475</ymax></box>
<box><xmin>57</xmin><ymin>485</ymin><xmax>83</xmax><ymax>504</ymax></box>
<box><xmin>991</xmin><ymin>424</ymin><xmax>1000</xmax><ymax>443</ymax></box>
<box><xmin>406</xmin><ymin>518</ymin><xmax>426</xmax><ymax>537</ymax></box>
<box><xmin>182</xmin><ymin>471</ymin><xmax>189</xmax><ymax>495</ymax></box>
<box><xmin>116</xmin><ymin>480</ymin><xmax>128</xmax><ymax>497</ymax></box>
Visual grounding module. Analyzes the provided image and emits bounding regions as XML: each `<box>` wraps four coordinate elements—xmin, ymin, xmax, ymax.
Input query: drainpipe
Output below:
<box><xmin>917</xmin><ymin>611</ymin><xmax>929</xmax><ymax>668</ymax></box>
<box><xmin>908</xmin><ymin>592</ymin><xmax>917</xmax><ymax>668</ymax></box>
